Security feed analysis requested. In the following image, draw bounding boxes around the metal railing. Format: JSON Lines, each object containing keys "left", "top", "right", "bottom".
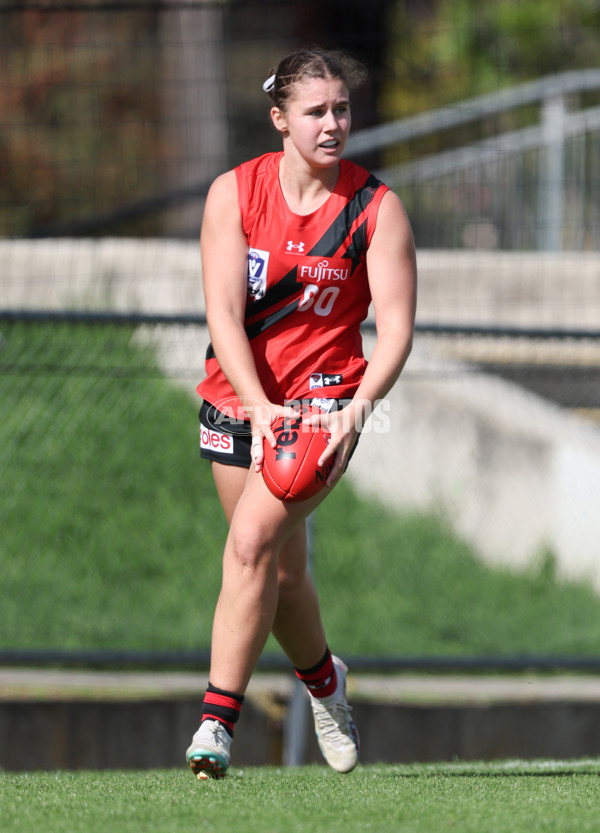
{"left": 347, "top": 70, "right": 600, "bottom": 252}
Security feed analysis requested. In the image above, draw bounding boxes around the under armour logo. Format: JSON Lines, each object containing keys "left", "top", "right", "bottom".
{"left": 286, "top": 241, "right": 305, "bottom": 253}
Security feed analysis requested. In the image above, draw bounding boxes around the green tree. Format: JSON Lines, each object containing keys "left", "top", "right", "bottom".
{"left": 384, "top": 0, "right": 600, "bottom": 117}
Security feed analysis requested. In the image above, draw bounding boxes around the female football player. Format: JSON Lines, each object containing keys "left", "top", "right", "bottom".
{"left": 186, "top": 46, "right": 417, "bottom": 779}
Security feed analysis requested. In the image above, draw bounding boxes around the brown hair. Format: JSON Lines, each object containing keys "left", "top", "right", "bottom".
{"left": 264, "top": 46, "right": 367, "bottom": 111}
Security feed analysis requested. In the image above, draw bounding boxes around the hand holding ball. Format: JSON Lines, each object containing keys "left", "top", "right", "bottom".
{"left": 262, "top": 409, "right": 332, "bottom": 502}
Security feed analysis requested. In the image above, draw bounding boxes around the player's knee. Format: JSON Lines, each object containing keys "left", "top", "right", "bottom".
{"left": 228, "top": 523, "right": 277, "bottom": 575}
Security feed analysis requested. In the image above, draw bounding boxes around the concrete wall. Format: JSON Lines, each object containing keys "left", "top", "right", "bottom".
{"left": 0, "top": 697, "right": 280, "bottom": 771}
{"left": 416, "top": 249, "right": 600, "bottom": 330}
{"left": 353, "top": 252, "right": 600, "bottom": 586}
{"left": 350, "top": 338, "right": 600, "bottom": 586}
{"left": 4, "top": 670, "right": 600, "bottom": 771}
{"left": 1, "top": 240, "right": 599, "bottom": 586}
{"left": 4, "top": 693, "right": 600, "bottom": 771}
{"left": 0, "top": 238, "right": 204, "bottom": 314}
{"left": 4, "top": 241, "right": 600, "bottom": 326}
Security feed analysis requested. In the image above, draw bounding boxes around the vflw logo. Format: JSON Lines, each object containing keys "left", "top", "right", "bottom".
{"left": 286, "top": 240, "right": 305, "bottom": 253}
{"left": 247, "top": 248, "right": 269, "bottom": 300}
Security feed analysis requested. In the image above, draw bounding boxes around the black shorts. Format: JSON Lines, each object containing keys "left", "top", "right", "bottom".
{"left": 199, "top": 398, "right": 355, "bottom": 469}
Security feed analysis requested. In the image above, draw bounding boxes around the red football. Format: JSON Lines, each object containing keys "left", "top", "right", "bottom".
{"left": 262, "top": 410, "right": 332, "bottom": 502}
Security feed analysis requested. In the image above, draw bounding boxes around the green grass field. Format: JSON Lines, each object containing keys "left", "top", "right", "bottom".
{"left": 3, "top": 320, "right": 600, "bottom": 658}
{"left": 2, "top": 322, "right": 600, "bottom": 833}
{"left": 4, "top": 761, "right": 600, "bottom": 833}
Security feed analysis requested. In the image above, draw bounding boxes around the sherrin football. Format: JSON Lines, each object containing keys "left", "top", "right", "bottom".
{"left": 262, "top": 410, "right": 332, "bottom": 502}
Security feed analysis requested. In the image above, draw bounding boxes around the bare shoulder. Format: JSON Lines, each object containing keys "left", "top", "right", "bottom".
{"left": 201, "top": 168, "right": 246, "bottom": 291}
{"left": 374, "top": 189, "right": 412, "bottom": 239}
{"left": 201, "top": 169, "right": 244, "bottom": 249}
{"left": 205, "top": 169, "right": 239, "bottom": 213}
{"left": 366, "top": 185, "right": 417, "bottom": 314}
{"left": 368, "top": 188, "right": 416, "bottom": 267}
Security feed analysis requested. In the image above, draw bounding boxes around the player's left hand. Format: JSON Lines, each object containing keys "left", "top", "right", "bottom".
{"left": 302, "top": 406, "right": 358, "bottom": 487}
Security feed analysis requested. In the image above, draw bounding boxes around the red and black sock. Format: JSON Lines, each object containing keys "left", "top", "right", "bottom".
{"left": 201, "top": 682, "right": 244, "bottom": 738}
{"left": 294, "top": 647, "right": 337, "bottom": 699}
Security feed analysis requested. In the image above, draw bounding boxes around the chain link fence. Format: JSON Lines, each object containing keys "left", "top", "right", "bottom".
{"left": 2, "top": 305, "right": 600, "bottom": 663}
{"left": 2, "top": 2, "right": 600, "bottom": 665}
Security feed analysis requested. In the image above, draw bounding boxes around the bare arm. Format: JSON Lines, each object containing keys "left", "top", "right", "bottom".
{"left": 349, "top": 188, "right": 417, "bottom": 424}
{"left": 310, "top": 189, "right": 417, "bottom": 480}
{"left": 201, "top": 171, "right": 296, "bottom": 468}
{"left": 201, "top": 171, "right": 265, "bottom": 407}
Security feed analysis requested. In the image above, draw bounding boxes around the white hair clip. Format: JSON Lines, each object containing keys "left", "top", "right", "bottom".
{"left": 262, "top": 74, "right": 276, "bottom": 94}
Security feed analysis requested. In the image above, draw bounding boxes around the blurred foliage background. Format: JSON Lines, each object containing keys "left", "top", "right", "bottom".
{"left": 2, "top": 0, "right": 600, "bottom": 239}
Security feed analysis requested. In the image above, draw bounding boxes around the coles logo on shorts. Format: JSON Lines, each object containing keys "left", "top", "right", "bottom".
{"left": 200, "top": 427, "right": 234, "bottom": 454}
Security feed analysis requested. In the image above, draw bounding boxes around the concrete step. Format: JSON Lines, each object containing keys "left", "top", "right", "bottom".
{"left": 3, "top": 670, "right": 600, "bottom": 771}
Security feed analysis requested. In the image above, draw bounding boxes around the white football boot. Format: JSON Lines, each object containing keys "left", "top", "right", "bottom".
{"left": 186, "top": 719, "right": 231, "bottom": 780}
{"left": 308, "top": 656, "right": 359, "bottom": 773}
